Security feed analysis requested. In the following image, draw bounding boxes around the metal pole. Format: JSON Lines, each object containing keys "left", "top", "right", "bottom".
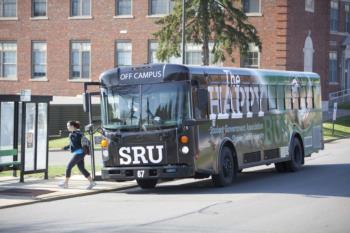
{"left": 88, "top": 95, "right": 96, "bottom": 180}
{"left": 181, "top": 0, "right": 186, "bottom": 64}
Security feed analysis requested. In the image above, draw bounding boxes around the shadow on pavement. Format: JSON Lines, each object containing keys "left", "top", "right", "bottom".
{"left": 124, "top": 163, "right": 350, "bottom": 198}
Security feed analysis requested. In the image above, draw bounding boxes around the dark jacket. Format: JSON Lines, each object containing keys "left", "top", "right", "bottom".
{"left": 63, "top": 131, "right": 83, "bottom": 153}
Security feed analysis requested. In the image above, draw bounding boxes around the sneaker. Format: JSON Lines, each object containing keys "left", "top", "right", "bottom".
{"left": 86, "top": 182, "right": 96, "bottom": 190}
{"left": 58, "top": 182, "right": 68, "bottom": 189}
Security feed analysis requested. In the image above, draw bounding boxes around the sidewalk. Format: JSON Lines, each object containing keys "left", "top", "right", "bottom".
{"left": 0, "top": 175, "right": 137, "bottom": 209}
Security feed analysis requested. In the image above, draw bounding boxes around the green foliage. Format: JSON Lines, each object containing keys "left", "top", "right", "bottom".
{"left": 154, "top": 0, "right": 262, "bottom": 65}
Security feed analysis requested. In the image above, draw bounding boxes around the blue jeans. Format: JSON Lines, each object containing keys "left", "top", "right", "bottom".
{"left": 66, "top": 153, "right": 90, "bottom": 178}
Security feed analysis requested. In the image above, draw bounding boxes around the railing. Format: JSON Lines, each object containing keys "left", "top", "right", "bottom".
{"left": 329, "top": 88, "right": 350, "bottom": 101}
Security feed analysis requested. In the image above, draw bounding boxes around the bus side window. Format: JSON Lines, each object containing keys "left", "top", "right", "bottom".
{"left": 195, "top": 88, "right": 209, "bottom": 119}
{"left": 313, "top": 85, "right": 320, "bottom": 109}
{"left": 300, "top": 86, "right": 307, "bottom": 109}
{"left": 306, "top": 85, "right": 314, "bottom": 109}
{"left": 292, "top": 84, "right": 300, "bottom": 110}
{"left": 277, "top": 85, "right": 285, "bottom": 110}
{"left": 260, "top": 85, "right": 268, "bottom": 112}
{"left": 268, "top": 85, "right": 277, "bottom": 110}
{"left": 285, "top": 85, "right": 292, "bottom": 110}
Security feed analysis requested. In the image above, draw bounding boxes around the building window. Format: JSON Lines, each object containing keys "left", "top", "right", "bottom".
{"left": 71, "top": 0, "right": 90, "bottom": 17}
{"left": 148, "top": 41, "right": 160, "bottom": 64}
{"left": 330, "top": 1, "right": 339, "bottom": 32}
{"left": 116, "top": 0, "right": 131, "bottom": 16}
{"left": 32, "top": 42, "right": 47, "bottom": 79}
{"left": 242, "top": 0, "right": 261, "bottom": 14}
{"left": 305, "top": 0, "right": 314, "bottom": 13}
{"left": 149, "top": 0, "right": 174, "bottom": 15}
{"left": 303, "top": 32, "right": 314, "bottom": 72}
{"left": 116, "top": 41, "right": 132, "bottom": 66}
{"left": 241, "top": 43, "right": 260, "bottom": 68}
{"left": 0, "top": 0, "right": 17, "bottom": 17}
{"left": 0, "top": 42, "right": 17, "bottom": 79}
{"left": 70, "top": 42, "right": 90, "bottom": 79}
{"left": 329, "top": 51, "right": 338, "bottom": 83}
{"left": 345, "top": 4, "right": 350, "bottom": 33}
{"left": 32, "top": 0, "right": 47, "bottom": 17}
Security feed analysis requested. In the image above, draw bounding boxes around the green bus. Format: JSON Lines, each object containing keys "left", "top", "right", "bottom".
{"left": 93, "top": 64, "right": 323, "bottom": 189}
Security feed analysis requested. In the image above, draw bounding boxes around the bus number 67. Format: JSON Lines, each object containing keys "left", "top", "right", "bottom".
{"left": 137, "top": 170, "right": 145, "bottom": 178}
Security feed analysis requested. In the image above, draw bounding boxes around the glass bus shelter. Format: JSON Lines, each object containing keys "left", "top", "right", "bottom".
{"left": 0, "top": 95, "right": 52, "bottom": 182}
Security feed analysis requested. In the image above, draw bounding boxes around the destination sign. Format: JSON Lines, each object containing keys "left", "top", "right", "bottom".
{"left": 118, "top": 68, "right": 163, "bottom": 85}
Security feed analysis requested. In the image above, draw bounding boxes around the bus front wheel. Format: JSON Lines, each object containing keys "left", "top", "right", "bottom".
{"left": 137, "top": 179, "right": 158, "bottom": 189}
{"left": 212, "top": 146, "right": 236, "bottom": 187}
{"left": 286, "top": 138, "right": 303, "bottom": 172}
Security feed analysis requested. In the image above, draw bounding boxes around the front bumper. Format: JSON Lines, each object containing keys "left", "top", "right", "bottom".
{"left": 101, "top": 165, "right": 194, "bottom": 181}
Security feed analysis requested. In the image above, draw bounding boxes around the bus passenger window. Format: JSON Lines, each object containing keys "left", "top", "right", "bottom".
{"left": 285, "top": 86, "right": 292, "bottom": 110}
{"left": 259, "top": 85, "right": 268, "bottom": 112}
{"left": 268, "top": 85, "right": 277, "bottom": 110}
{"left": 299, "top": 86, "right": 307, "bottom": 109}
{"left": 195, "top": 88, "right": 209, "bottom": 119}
{"left": 277, "top": 85, "right": 285, "bottom": 110}
{"left": 292, "top": 84, "right": 300, "bottom": 110}
{"left": 306, "top": 85, "right": 314, "bottom": 109}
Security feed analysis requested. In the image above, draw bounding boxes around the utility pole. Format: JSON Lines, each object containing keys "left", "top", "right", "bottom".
{"left": 181, "top": 0, "right": 186, "bottom": 64}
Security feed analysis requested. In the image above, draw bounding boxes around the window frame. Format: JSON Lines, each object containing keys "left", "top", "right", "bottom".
{"left": 0, "top": 0, "right": 17, "bottom": 19}
{"left": 115, "top": 40, "right": 132, "bottom": 67}
{"left": 69, "top": 41, "right": 91, "bottom": 80}
{"left": 242, "top": 0, "right": 262, "bottom": 16}
{"left": 328, "top": 51, "right": 338, "bottom": 83}
{"left": 330, "top": 0, "right": 339, "bottom": 32}
{"left": 0, "top": 41, "right": 17, "bottom": 80}
{"left": 148, "top": 0, "right": 174, "bottom": 17}
{"left": 240, "top": 43, "right": 260, "bottom": 69}
{"left": 31, "top": 0, "right": 47, "bottom": 18}
{"left": 70, "top": 0, "right": 91, "bottom": 18}
{"left": 305, "top": 0, "right": 314, "bottom": 13}
{"left": 31, "top": 41, "right": 47, "bottom": 80}
{"left": 115, "top": 0, "right": 133, "bottom": 17}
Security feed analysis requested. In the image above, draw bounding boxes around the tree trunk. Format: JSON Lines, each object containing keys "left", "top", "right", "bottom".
{"left": 200, "top": 0, "right": 210, "bottom": 66}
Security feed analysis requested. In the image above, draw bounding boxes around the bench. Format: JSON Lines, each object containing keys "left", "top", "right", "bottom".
{"left": 0, "top": 149, "right": 21, "bottom": 171}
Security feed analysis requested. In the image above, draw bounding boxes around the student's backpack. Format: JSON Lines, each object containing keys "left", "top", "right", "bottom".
{"left": 81, "top": 135, "right": 91, "bottom": 155}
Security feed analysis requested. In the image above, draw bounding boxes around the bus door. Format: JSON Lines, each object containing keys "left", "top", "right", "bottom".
{"left": 83, "top": 82, "right": 102, "bottom": 181}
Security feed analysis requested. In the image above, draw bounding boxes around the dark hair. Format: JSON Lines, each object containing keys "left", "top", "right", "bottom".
{"left": 67, "top": 120, "right": 80, "bottom": 129}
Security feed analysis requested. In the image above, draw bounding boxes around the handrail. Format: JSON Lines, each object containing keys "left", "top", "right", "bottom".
{"left": 329, "top": 88, "right": 350, "bottom": 100}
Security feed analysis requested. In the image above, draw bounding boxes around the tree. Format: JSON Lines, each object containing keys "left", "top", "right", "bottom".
{"left": 153, "top": 0, "right": 262, "bottom": 66}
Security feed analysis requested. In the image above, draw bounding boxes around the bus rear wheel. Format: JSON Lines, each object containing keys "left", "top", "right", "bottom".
{"left": 212, "top": 146, "right": 236, "bottom": 187}
{"left": 286, "top": 138, "right": 303, "bottom": 172}
{"left": 136, "top": 179, "right": 158, "bottom": 189}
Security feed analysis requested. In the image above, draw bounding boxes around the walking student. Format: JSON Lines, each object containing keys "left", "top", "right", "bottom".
{"left": 59, "top": 120, "right": 96, "bottom": 189}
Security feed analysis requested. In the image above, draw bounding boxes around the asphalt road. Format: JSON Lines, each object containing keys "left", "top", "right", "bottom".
{"left": 1, "top": 138, "right": 350, "bottom": 233}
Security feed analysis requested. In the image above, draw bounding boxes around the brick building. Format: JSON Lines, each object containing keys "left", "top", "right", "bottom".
{"left": 0, "top": 0, "right": 347, "bottom": 134}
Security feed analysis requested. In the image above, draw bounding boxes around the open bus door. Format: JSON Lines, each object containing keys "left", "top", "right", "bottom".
{"left": 82, "top": 82, "right": 102, "bottom": 181}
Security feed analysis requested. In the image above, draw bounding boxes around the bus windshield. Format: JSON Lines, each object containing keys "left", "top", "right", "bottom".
{"left": 101, "top": 82, "right": 190, "bottom": 131}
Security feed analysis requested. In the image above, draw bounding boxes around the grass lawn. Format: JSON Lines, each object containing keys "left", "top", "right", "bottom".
{"left": 338, "top": 102, "right": 350, "bottom": 110}
{"left": 323, "top": 115, "right": 350, "bottom": 141}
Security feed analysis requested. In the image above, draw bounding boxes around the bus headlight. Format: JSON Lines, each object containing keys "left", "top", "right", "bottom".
{"left": 102, "top": 149, "right": 109, "bottom": 161}
{"left": 181, "top": 146, "right": 189, "bottom": 154}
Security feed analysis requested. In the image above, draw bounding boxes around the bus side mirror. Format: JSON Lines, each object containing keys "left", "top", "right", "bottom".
{"left": 197, "top": 88, "right": 209, "bottom": 110}
{"left": 82, "top": 93, "right": 90, "bottom": 113}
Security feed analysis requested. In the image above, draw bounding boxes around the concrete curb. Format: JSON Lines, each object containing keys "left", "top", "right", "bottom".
{"left": 0, "top": 184, "right": 138, "bottom": 210}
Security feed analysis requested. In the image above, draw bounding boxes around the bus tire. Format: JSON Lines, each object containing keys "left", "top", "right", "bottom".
{"left": 212, "top": 146, "right": 236, "bottom": 187}
{"left": 137, "top": 179, "right": 158, "bottom": 189}
{"left": 286, "top": 138, "right": 303, "bottom": 172}
{"left": 274, "top": 162, "right": 288, "bottom": 173}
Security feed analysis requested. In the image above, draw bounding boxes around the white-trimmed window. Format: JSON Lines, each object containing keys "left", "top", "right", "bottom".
{"left": 32, "top": 42, "right": 47, "bottom": 79}
{"left": 70, "top": 41, "right": 90, "bottom": 79}
{"left": 345, "top": 4, "right": 350, "bottom": 33}
{"left": 71, "top": 0, "right": 91, "bottom": 17}
{"left": 0, "top": 0, "right": 17, "bottom": 17}
{"left": 330, "top": 1, "right": 339, "bottom": 32}
{"left": 116, "top": 0, "right": 132, "bottom": 16}
{"left": 329, "top": 51, "right": 337, "bottom": 83}
{"left": 242, "top": 0, "right": 261, "bottom": 14}
{"left": 0, "top": 42, "right": 17, "bottom": 79}
{"left": 305, "top": 0, "right": 314, "bottom": 13}
{"left": 32, "top": 0, "right": 47, "bottom": 17}
{"left": 116, "top": 41, "right": 132, "bottom": 66}
{"left": 241, "top": 43, "right": 260, "bottom": 68}
{"left": 148, "top": 41, "right": 181, "bottom": 64}
{"left": 149, "top": 0, "right": 174, "bottom": 15}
